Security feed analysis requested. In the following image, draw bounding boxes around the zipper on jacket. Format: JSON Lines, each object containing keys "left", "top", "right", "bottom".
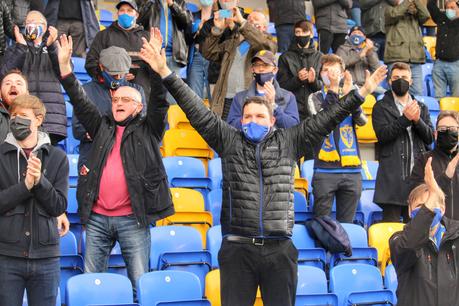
{"left": 228, "top": 185, "right": 232, "bottom": 226}
{"left": 255, "top": 143, "right": 264, "bottom": 237}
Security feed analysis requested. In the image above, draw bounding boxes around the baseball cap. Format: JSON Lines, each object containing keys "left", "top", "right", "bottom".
{"left": 251, "top": 50, "right": 277, "bottom": 67}
{"left": 349, "top": 26, "right": 366, "bottom": 36}
{"left": 116, "top": 0, "right": 138, "bottom": 11}
{"left": 99, "top": 46, "right": 132, "bottom": 75}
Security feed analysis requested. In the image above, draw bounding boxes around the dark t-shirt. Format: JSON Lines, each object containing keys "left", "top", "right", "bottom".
{"left": 58, "top": 0, "right": 82, "bottom": 21}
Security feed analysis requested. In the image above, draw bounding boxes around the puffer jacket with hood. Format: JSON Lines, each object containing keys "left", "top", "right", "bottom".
{"left": 0, "top": 131, "right": 68, "bottom": 259}
{"left": 0, "top": 102, "right": 9, "bottom": 142}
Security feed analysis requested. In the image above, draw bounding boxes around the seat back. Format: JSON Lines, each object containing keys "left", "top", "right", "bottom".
{"left": 368, "top": 223, "right": 405, "bottom": 264}
{"left": 206, "top": 225, "right": 222, "bottom": 269}
{"left": 359, "top": 189, "right": 382, "bottom": 226}
{"left": 68, "top": 154, "right": 79, "bottom": 187}
{"left": 360, "top": 160, "right": 378, "bottom": 190}
{"left": 296, "top": 266, "right": 328, "bottom": 294}
{"left": 163, "top": 157, "right": 211, "bottom": 189}
{"left": 207, "top": 189, "right": 222, "bottom": 226}
{"left": 163, "top": 129, "right": 213, "bottom": 159}
{"left": 170, "top": 188, "right": 205, "bottom": 212}
{"left": 342, "top": 223, "right": 368, "bottom": 248}
{"left": 60, "top": 231, "right": 78, "bottom": 255}
{"left": 168, "top": 105, "right": 193, "bottom": 130}
{"left": 300, "top": 159, "right": 314, "bottom": 191}
{"left": 440, "top": 97, "right": 459, "bottom": 112}
{"left": 208, "top": 158, "right": 222, "bottom": 190}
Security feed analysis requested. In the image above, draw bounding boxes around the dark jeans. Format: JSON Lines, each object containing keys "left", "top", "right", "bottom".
{"left": 312, "top": 172, "right": 362, "bottom": 223}
{"left": 368, "top": 32, "right": 386, "bottom": 62}
{"left": 318, "top": 30, "right": 347, "bottom": 54}
{"left": 0, "top": 255, "right": 60, "bottom": 306}
{"left": 218, "top": 238, "right": 298, "bottom": 306}
{"left": 187, "top": 50, "right": 211, "bottom": 99}
{"left": 275, "top": 24, "right": 295, "bottom": 53}
{"left": 57, "top": 19, "right": 86, "bottom": 58}
{"left": 381, "top": 204, "right": 409, "bottom": 223}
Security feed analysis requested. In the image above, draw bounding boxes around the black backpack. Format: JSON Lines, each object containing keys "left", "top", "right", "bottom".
{"left": 305, "top": 216, "right": 352, "bottom": 256}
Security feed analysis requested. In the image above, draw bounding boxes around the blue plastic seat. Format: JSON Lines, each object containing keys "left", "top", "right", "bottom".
{"left": 384, "top": 264, "right": 398, "bottom": 304}
{"left": 208, "top": 158, "right": 222, "bottom": 190}
{"left": 68, "top": 154, "right": 79, "bottom": 188}
{"left": 150, "top": 226, "right": 211, "bottom": 294}
{"left": 207, "top": 189, "right": 222, "bottom": 226}
{"left": 206, "top": 225, "right": 222, "bottom": 269}
{"left": 300, "top": 159, "right": 314, "bottom": 192}
{"left": 294, "top": 191, "right": 313, "bottom": 223}
{"left": 360, "top": 189, "right": 382, "bottom": 227}
{"left": 72, "top": 57, "right": 91, "bottom": 83}
{"left": 66, "top": 125, "right": 80, "bottom": 154}
{"left": 292, "top": 224, "right": 327, "bottom": 270}
{"left": 295, "top": 266, "right": 338, "bottom": 306}
{"left": 137, "top": 271, "right": 210, "bottom": 306}
{"left": 329, "top": 224, "right": 378, "bottom": 269}
{"left": 361, "top": 160, "right": 378, "bottom": 190}
{"left": 415, "top": 95, "right": 439, "bottom": 128}
{"left": 66, "top": 273, "right": 133, "bottom": 306}
{"left": 67, "top": 187, "right": 80, "bottom": 223}
{"left": 60, "top": 231, "right": 84, "bottom": 304}
{"left": 330, "top": 264, "right": 395, "bottom": 306}
{"left": 99, "top": 9, "right": 114, "bottom": 27}
{"left": 186, "top": 2, "right": 199, "bottom": 13}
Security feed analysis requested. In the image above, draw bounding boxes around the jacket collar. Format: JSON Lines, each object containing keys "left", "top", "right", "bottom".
{"left": 381, "top": 90, "right": 416, "bottom": 118}
{"left": 2, "top": 131, "right": 51, "bottom": 154}
{"left": 441, "top": 217, "right": 459, "bottom": 242}
{"left": 288, "top": 41, "right": 317, "bottom": 55}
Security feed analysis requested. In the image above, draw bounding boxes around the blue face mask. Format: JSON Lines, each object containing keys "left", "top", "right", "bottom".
{"left": 411, "top": 207, "right": 443, "bottom": 228}
{"left": 200, "top": 0, "right": 214, "bottom": 7}
{"left": 446, "top": 9, "right": 457, "bottom": 20}
{"left": 241, "top": 122, "right": 269, "bottom": 143}
{"left": 349, "top": 34, "right": 365, "bottom": 46}
{"left": 101, "top": 71, "right": 129, "bottom": 89}
{"left": 118, "top": 14, "right": 135, "bottom": 29}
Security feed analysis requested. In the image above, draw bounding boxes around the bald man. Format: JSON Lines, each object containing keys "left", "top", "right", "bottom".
{"left": 56, "top": 33, "right": 174, "bottom": 298}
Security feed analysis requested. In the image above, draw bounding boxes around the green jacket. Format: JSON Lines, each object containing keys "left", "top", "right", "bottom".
{"left": 384, "top": 0, "right": 430, "bottom": 64}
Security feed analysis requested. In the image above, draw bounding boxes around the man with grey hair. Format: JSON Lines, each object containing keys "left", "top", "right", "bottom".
{"left": 72, "top": 46, "right": 146, "bottom": 171}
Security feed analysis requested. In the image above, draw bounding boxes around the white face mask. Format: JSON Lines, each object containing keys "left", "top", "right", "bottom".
{"left": 321, "top": 73, "right": 331, "bottom": 87}
{"left": 219, "top": 0, "right": 237, "bottom": 10}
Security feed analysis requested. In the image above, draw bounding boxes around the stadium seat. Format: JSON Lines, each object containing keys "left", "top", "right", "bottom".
{"left": 72, "top": 57, "right": 91, "bottom": 83}
{"left": 300, "top": 159, "right": 314, "bottom": 192}
{"left": 384, "top": 264, "right": 398, "bottom": 304}
{"left": 158, "top": 188, "right": 213, "bottom": 245}
{"left": 423, "top": 36, "right": 436, "bottom": 59}
{"left": 360, "top": 160, "right": 378, "bottom": 190}
{"left": 68, "top": 154, "right": 79, "bottom": 187}
{"left": 206, "top": 225, "right": 222, "bottom": 269}
{"left": 66, "top": 125, "right": 80, "bottom": 154}
{"left": 137, "top": 271, "right": 210, "bottom": 306}
{"left": 186, "top": 2, "right": 199, "bottom": 13}
{"left": 207, "top": 189, "right": 222, "bottom": 226}
{"left": 67, "top": 187, "right": 80, "bottom": 223}
{"left": 294, "top": 191, "right": 313, "bottom": 223}
{"left": 292, "top": 224, "right": 327, "bottom": 270}
{"left": 163, "top": 156, "right": 212, "bottom": 190}
{"left": 329, "top": 224, "right": 378, "bottom": 269}
{"left": 440, "top": 97, "right": 459, "bottom": 112}
{"left": 422, "top": 63, "right": 434, "bottom": 97}
{"left": 99, "top": 9, "right": 114, "bottom": 27}
{"left": 66, "top": 102, "right": 73, "bottom": 125}
{"left": 294, "top": 165, "right": 308, "bottom": 196}
{"left": 60, "top": 231, "right": 84, "bottom": 304}
{"left": 368, "top": 222, "right": 405, "bottom": 271}
{"left": 168, "top": 105, "right": 193, "bottom": 130}
{"left": 416, "top": 96, "right": 439, "bottom": 127}
{"left": 296, "top": 266, "right": 339, "bottom": 306}
{"left": 162, "top": 128, "right": 214, "bottom": 161}
{"left": 149, "top": 226, "right": 212, "bottom": 293}
{"left": 66, "top": 273, "right": 133, "bottom": 306}
{"left": 208, "top": 158, "right": 222, "bottom": 190}
{"left": 330, "top": 264, "right": 395, "bottom": 306}
{"left": 355, "top": 95, "right": 378, "bottom": 143}
{"left": 359, "top": 190, "right": 382, "bottom": 227}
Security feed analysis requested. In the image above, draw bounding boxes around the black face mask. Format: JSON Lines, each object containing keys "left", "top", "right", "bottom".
{"left": 116, "top": 113, "right": 137, "bottom": 126}
{"left": 296, "top": 35, "right": 310, "bottom": 48}
{"left": 437, "top": 129, "right": 459, "bottom": 153}
{"left": 253, "top": 72, "right": 275, "bottom": 86}
{"left": 10, "top": 116, "right": 32, "bottom": 141}
{"left": 391, "top": 78, "right": 410, "bottom": 96}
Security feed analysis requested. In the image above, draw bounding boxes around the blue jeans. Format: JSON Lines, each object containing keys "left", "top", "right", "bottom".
{"left": 84, "top": 213, "right": 151, "bottom": 296}
{"left": 275, "top": 24, "right": 295, "bottom": 53}
{"left": 187, "top": 51, "right": 210, "bottom": 99}
{"left": 388, "top": 63, "right": 423, "bottom": 97}
{"left": 351, "top": 7, "right": 361, "bottom": 26}
{"left": 433, "top": 59, "right": 459, "bottom": 99}
{"left": 166, "top": 56, "right": 184, "bottom": 104}
{"left": 0, "top": 255, "right": 60, "bottom": 306}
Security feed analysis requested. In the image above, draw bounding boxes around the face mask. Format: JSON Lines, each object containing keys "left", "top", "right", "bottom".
{"left": 437, "top": 129, "right": 459, "bottom": 153}
{"left": 349, "top": 34, "right": 365, "bottom": 46}
{"left": 200, "top": 0, "right": 214, "bottom": 6}
{"left": 253, "top": 72, "right": 274, "bottom": 86}
{"left": 321, "top": 73, "right": 331, "bottom": 87}
{"left": 118, "top": 14, "right": 135, "bottom": 29}
{"left": 25, "top": 23, "right": 44, "bottom": 41}
{"left": 242, "top": 121, "right": 269, "bottom": 143}
{"left": 391, "top": 78, "right": 410, "bottom": 96}
{"left": 219, "top": 0, "right": 237, "bottom": 10}
{"left": 102, "top": 71, "right": 129, "bottom": 90}
{"left": 411, "top": 206, "right": 443, "bottom": 227}
{"left": 446, "top": 9, "right": 457, "bottom": 20}
{"left": 116, "top": 103, "right": 140, "bottom": 126}
{"left": 295, "top": 35, "right": 310, "bottom": 48}
{"left": 10, "top": 116, "right": 32, "bottom": 141}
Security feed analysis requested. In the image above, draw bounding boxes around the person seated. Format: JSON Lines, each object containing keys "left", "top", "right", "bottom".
{"left": 227, "top": 50, "right": 299, "bottom": 129}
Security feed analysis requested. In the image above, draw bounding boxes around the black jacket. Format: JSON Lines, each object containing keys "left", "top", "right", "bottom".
{"left": 390, "top": 206, "right": 459, "bottom": 306}
{"left": 162, "top": 73, "right": 365, "bottom": 238}
{"left": 410, "top": 147, "right": 459, "bottom": 220}
{"left": 277, "top": 42, "right": 323, "bottom": 121}
{"left": 0, "top": 132, "right": 68, "bottom": 259}
{"left": 372, "top": 91, "right": 434, "bottom": 206}
{"left": 0, "top": 103, "right": 8, "bottom": 142}
{"left": 266, "top": 0, "right": 307, "bottom": 25}
{"left": 60, "top": 72, "right": 174, "bottom": 227}
{"left": 85, "top": 22, "right": 152, "bottom": 98}
{"left": 137, "top": 0, "right": 191, "bottom": 67}
{"left": 0, "top": 1, "right": 14, "bottom": 56}
{"left": 427, "top": 0, "right": 459, "bottom": 62}
{"left": 1, "top": 42, "right": 67, "bottom": 142}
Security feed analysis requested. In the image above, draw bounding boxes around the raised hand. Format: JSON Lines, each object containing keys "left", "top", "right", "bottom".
{"left": 56, "top": 34, "right": 73, "bottom": 76}
{"left": 46, "top": 26, "right": 58, "bottom": 47}
{"left": 14, "top": 25, "right": 26, "bottom": 45}
{"left": 358, "top": 65, "right": 388, "bottom": 97}
{"left": 424, "top": 157, "right": 445, "bottom": 212}
{"left": 263, "top": 81, "right": 276, "bottom": 106}
{"left": 342, "top": 70, "right": 353, "bottom": 96}
{"left": 139, "top": 28, "right": 170, "bottom": 78}
{"left": 446, "top": 150, "right": 459, "bottom": 178}
{"left": 232, "top": 6, "right": 245, "bottom": 24}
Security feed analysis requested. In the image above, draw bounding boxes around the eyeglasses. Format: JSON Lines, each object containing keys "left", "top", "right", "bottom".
{"left": 252, "top": 63, "right": 274, "bottom": 69}
{"left": 437, "top": 126, "right": 459, "bottom": 133}
{"left": 112, "top": 97, "right": 140, "bottom": 104}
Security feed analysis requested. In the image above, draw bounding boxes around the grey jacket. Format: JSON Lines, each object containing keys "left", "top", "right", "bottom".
{"left": 360, "top": 0, "right": 397, "bottom": 36}
{"left": 336, "top": 40, "right": 381, "bottom": 86}
{"left": 4, "top": 0, "right": 29, "bottom": 27}
{"left": 312, "top": 0, "right": 352, "bottom": 34}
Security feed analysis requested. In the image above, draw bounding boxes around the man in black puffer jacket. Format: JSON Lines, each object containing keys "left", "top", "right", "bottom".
{"left": 139, "top": 30, "right": 388, "bottom": 306}
{"left": 0, "top": 2, "right": 14, "bottom": 65}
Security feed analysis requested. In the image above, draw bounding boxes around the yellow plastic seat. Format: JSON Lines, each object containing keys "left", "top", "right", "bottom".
{"left": 423, "top": 36, "right": 436, "bottom": 59}
{"left": 361, "top": 95, "right": 376, "bottom": 116}
{"left": 294, "top": 165, "right": 308, "bottom": 196}
{"left": 168, "top": 105, "right": 193, "bottom": 130}
{"left": 205, "top": 269, "right": 263, "bottom": 306}
{"left": 439, "top": 97, "right": 459, "bottom": 112}
{"left": 356, "top": 118, "right": 378, "bottom": 143}
{"left": 157, "top": 188, "right": 212, "bottom": 247}
{"left": 368, "top": 222, "right": 405, "bottom": 271}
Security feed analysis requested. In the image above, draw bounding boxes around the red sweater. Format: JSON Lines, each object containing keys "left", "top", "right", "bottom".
{"left": 92, "top": 126, "right": 133, "bottom": 216}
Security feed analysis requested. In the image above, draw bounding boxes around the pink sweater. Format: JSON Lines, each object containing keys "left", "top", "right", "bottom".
{"left": 92, "top": 126, "right": 133, "bottom": 216}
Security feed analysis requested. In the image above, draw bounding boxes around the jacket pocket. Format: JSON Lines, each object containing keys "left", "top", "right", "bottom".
{"left": 142, "top": 170, "right": 170, "bottom": 214}
{"left": 385, "top": 41, "right": 406, "bottom": 60}
{"left": 0, "top": 205, "right": 25, "bottom": 243}
{"left": 37, "top": 207, "right": 59, "bottom": 246}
